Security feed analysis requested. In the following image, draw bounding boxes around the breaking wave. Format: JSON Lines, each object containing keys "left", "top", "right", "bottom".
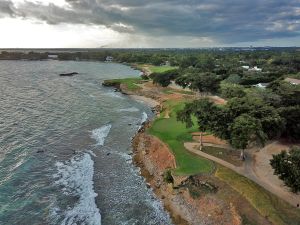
{"left": 141, "top": 112, "right": 148, "bottom": 124}
{"left": 91, "top": 124, "right": 112, "bottom": 146}
{"left": 53, "top": 153, "right": 101, "bottom": 225}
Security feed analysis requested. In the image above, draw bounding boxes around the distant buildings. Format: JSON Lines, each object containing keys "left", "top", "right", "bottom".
{"left": 254, "top": 83, "right": 269, "bottom": 88}
{"left": 160, "top": 60, "right": 170, "bottom": 66}
{"left": 285, "top": 77, "right": 300, "bottom": 85}
{"left": 242, "top": 65, "right": 250, "bottom": 69}
{"left": 241, "top": 65, "right": 262, "bottom": 72}
{"left": 249, "top": 66, "right": 262, "bottom": 72}
{"left": 105, "top": 56, "right": 113, "bottom": 62}
{"left": 48, "top": 54, "right": 58, "bottom": 59}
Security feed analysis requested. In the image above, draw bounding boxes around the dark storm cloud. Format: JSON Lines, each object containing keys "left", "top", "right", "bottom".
{"left": 0, "top": 0, "right": 15, "bottom": 17}
{"left": 4, "top": 0, "right": 300, "bottom": 43}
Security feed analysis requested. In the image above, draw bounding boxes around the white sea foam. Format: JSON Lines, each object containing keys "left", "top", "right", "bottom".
{"left": 91, "top": 124, "right": 112, "bottom": 146}
{"left": 141, "top": 112, "right": 148, "bottom": 124}
{"left": 86, "top": 150, "right": 97, "bottom": 157}
{"left": 119, "top": 107, "right": 140, "bottom": 112}
{"left": 54, "top": 153, "right": 101, "bottom": 225}
{"left": 104, "top": 91, "right": 124, "bottom": 99}
{"left": 116, "top": 152, "right": 132, "bottom": 164}
{"left": 137, "top": 112, "right": 148, "bottom": 131}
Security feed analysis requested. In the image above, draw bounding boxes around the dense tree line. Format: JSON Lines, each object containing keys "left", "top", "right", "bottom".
{"left": 150, "top": 69, "right": 180, "bottom": 87}
{"left": 177, "top": 78, "right": 300, "bottom": 159}
{"left": 270, "top": 147, "right": 300, "bottom": 193}
{"left": 1, "top": 48, "right": 299, "bottom": 77}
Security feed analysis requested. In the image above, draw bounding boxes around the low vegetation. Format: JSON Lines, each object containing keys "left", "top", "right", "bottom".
{"left": 103, "top": 78, "right": 142, "bottom": 91}
{"left": 148, "top": 65, "right": 177, "bottom": 73}
{"left": 202, "top": 146, "right": 242, "bottom": 166}
{"left": 148, "top": 100, "right": 214, "bottom": 175}
{"left": 216, "top": 166, "right": 300, "bottom": 225}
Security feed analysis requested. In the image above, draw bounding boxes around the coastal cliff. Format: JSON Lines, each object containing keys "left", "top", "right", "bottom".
{"left": 103, "top": 80, "right": 244, "bottom": 225}
{"left": 132, "top": 123, "right": 242, "bottom": 225}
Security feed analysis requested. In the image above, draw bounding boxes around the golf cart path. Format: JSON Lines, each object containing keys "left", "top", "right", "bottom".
{"left": 184, "top": 142, "right": 300, "bottom": 208}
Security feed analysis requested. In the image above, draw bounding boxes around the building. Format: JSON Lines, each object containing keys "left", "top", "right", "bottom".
{"left": 160, "top": 61, "right": 171, "bottom": 66}
{"left": 254, "top": 83, "right": 269, "bottom": 88}
{"left": 285, "top": 77, "right": 300, "bottom": 85}
{"left": 105, "top": 56, "right": 113, "bottom": 62}
{"left": 249, "top": 66, "right": 262, "bottom": 72}
{"left": 242, "top": 65, "right": 250, "bottom": 69}
{"left": 48, "top": 54, "right": 58, "bottom": 59}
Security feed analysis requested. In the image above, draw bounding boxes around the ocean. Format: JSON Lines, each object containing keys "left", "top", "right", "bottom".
{"left": 0, "top": 60, "right": 172, "bottom": 225}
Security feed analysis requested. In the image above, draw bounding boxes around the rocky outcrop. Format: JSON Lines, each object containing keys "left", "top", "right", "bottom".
{"left": 59, "top": 72, "right": 78, "bottom": 76}
{"left": 102, "top": 80, "right": 122, "bottom": 91}
{"left": 132, "top": 123, "right": 243, "bottom": 225}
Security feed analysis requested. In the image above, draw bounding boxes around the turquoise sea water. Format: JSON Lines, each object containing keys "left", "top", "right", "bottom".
{"left": 0, "top": 60, "right": 172, "bottom": 225}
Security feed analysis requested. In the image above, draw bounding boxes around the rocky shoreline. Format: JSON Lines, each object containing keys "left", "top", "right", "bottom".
{"left": 103, "top": 80, "right": 197, "bottom": 224}
{"left": 103, "top": 80, "right": 245, "bottom": 225}
{"left": 131, "top": 122, "right": 243, "bottom": 225}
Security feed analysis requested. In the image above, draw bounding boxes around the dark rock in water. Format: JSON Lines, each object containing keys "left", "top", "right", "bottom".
{"left": 37, "top": 150, "right": 44, "bottom": 153}
{"left": 107, "top": 152, "right": 111, "bottom": 156}
{"left": 59, "top": 72, "right": 79, "bottom": 76}
{"left": 128, "top": 123, "right": 132, "bottom": 126}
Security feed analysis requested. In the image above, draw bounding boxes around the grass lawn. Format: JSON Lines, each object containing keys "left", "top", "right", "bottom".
{"left": 148, "top": 65, "right": 178, "bottom": 73}
{"left": 103, "top": 78, "right": 142, "bottom": 91}
{"left": 216, "top": 166, "right": 300, "bottom": 225}
{"left": 162, "top": 88, "right": 194, "bottom": 95}
{"left": 148, "top": 100, "right": 214, "bottom": 175}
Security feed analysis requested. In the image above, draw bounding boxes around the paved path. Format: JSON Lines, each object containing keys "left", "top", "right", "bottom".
{"left": 184, "top": 142, "right": 300, "bottom": 208}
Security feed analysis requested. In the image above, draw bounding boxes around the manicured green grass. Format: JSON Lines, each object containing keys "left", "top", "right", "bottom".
{"left": 162, "top": 88, "right": 194, "bottom": 95}
{"left": 148, "top": 100, "right": 214, "bottom": 175}
{"left": 216, "top": 166, "right": 300, "bottom": 225}
{"left": 104, "top": 78, "right": 142, "bottom": 91}
{"left": 148, "top": 65, "right": 178, "bottom": 73}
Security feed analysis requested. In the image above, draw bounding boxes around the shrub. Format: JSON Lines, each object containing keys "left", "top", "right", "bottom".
{"left": 163, "top": 169, "right": 174, "bottom": 184}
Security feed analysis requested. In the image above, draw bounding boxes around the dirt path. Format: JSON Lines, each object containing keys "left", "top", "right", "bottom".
{"left": 134, "top": 80, "right": 300, "bottom": 207}
{"left": 184, "top": 142, "right": 300, "bottom": 208}
{"left": 185, "top": 143, "right": 242, "bottom": 173}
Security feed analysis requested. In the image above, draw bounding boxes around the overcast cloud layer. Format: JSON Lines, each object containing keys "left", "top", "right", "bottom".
{"left": 1, "top": 0, "right": 300, "bottom": 47}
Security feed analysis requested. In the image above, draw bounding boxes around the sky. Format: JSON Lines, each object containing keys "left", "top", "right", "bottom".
{"left": 0, "top": 0, "right": 299, "bottom": 48}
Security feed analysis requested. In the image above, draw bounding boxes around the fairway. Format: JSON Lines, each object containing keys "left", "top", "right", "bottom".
{"left": 149, "top": 100, "right": 214, "bottom": 175}
{"left": 103, "top": 77, "right": 142, "bottom": 91}
{"left": 148, "top": 65, "right": 178, "bottom": 73}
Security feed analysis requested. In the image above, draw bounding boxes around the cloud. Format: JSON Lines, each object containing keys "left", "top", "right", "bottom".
{"left": 0, "top": 0, "right": 15, "bottom": 17}
{"left": 2, "top": 0, "right": 300, "bottom": 45}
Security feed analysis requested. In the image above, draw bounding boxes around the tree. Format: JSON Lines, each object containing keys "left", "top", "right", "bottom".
{"left": 175, "top": 72, "right": 221, "bottom": 94}
{"left": 278, "top": 106, "right": 300, "bottom": 140}
{"left": 229, "top": 114, "right": 266, "bottom": 160}
{"left": 268, "top": 80, "right": 300, "bottom": 106}
{"left": 226, "top": 96, "right": 285, "bottom": 139}
{"left": 151, "top": 69, "right": 179, "bottom": 87}
{"left": 177, "top": 99, "right": 217, "bottom": 150}
{"left": 246, "top": 88, "right": 282, "bottom": 107}
{"left": 270, "top": 147, "right": 300, "bottom": 193}
{"left": 177, "top": 99, "right": 231, "bottom": 150}
{"left": 219, "top": 82, "right": 246, "bottom": 99}
{"left": 225, "top": 74, "right": 242, "bottom": 84}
